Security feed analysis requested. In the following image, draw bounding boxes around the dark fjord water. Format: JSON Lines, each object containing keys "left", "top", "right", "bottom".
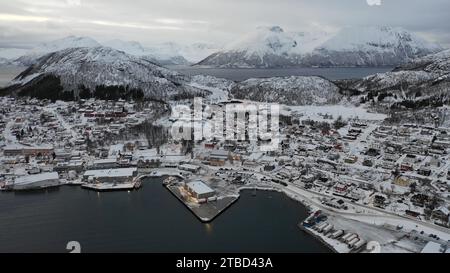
{"left": 0, "top": 66, "right": 25, "bottom": 87}
{"left": 0, "top": 66, "right": 393, "bottom": 87}
{"left": 0, "top": 179, "right": 329, "bottom": 253}
{"left": 169, "top": 66, "right": 393, "bottom": 81}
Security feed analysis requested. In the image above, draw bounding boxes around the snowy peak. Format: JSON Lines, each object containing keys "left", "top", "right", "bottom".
{"left": 4, "top": 35, "right": 218, "bottom": 66}
{"left": 198, "top": 25, "right": 444, "bottom": 68}
{"left": 14, "top": 36, "right": 102, "bottom": 66}
{"left": 34, "top": 35, "right": 101, "bottom": 53}
{"left": 104, "top": 39, "right": 148, "bottom": 56}
{"left": 5, "top": 46, "right": 212, "bottom": 101}
{"left": 224, "top": 25, "right": 297, "bottom": 56}
{"left": 11, "top": 36, "right": 196, "bottom": 66}
{"left": 147, "top": 42, "right": 219, "bottom": 64}
{"left": 319, "top": 26, "right": 442, "bottom": 53}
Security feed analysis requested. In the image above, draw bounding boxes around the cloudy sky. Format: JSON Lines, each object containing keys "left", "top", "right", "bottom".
{"left": 0, "top": 0, "right": 449, "bottom": 48}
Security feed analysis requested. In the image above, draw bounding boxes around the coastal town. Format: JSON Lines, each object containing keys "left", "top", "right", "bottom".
{"left": 1, "top": 96, "right": 450, "bottom": 254}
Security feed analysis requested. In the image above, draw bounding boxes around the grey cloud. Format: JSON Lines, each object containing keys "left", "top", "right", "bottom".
{"left": 0, "top": 0, "right": 449, "bottom": 47}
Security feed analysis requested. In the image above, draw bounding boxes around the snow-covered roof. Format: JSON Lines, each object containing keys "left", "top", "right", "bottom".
{"left": 435, "top": 206, "right": 450, "bottom": 215}
{"left": 179, "top": 164, "right": 200, "bottom": 170}
{"left": 3, "top": 144, "right": 53, "bottom": 150}
{"left": 134, "top": 149, "right": 158, "bottom": 158}
{"left": 15, "top": 172, "right": 59, "bottom": 185}
{"left": 421, "top": 241, "right": 444, "bottom": 253}
{"left": 186, "top": 180, "right": 215, "bottom": 195}
{"left": 3, "top": 144, "right": 25, "bottom": 150}
{"left": 210, "top": 150, "right": 229, "bottom": 158}
{"left": 93, "top": 158, "right": 117, "bottom": 164}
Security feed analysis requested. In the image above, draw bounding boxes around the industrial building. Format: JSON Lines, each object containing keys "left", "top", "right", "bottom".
{"left": 185, "top": 180, "right": 216, "bottom": 200}
{"left": 2, "top": 144, "right": 54, "bottom": 157}
{"left": 208, "top": 150, "right": 229, "bottom": 166}
{"left": 89, "top": 158, "right": 119, "bottom": 169}
{"left": 179, "top": 164, "right": 201, "bottom": 173}
{"left": 83, "top": 168, "right": 138, "bottom": 183}
{"left": 12, "top": 172, "right": 60, "bottom": 190}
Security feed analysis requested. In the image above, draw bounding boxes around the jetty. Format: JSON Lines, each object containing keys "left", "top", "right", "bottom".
{"left": 166, "top": 183, "right": 238, "bottom": 222}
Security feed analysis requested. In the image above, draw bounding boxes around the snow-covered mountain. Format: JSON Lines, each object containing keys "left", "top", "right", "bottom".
{"left": 146, "top": 42, "right": 219, "bottom": 64}
{"left": 14, "top": 36, "right": 102, "bottom": 66}
{"left": 231, "top": 76, "right": 342, "bottom": 105}
{"left": 35, "top": 35, "right": 101, "bottom": 53}
{"left": 197, "top": 26, "right": 304, "bottom": 68}
{"left": 0, "top": 57, "right": 11, "bottom": 65}
{"left": 102, "top": 40, "right": 219, "bottom": 65}
{"left": 182, "top": 43, "right": 220, "bottom": 64}
{"left": 104, "top": 39, "right": 149, "bottom": 56}
{"left": 2, "top": 47, "right": 211, "bottom": 101}
{"left": 394, "top": 49, "right": 450, "bottom": 74}
{"left": 0, "top": 48, "right": 30, "bottom": 62}
{"left": 3, "top": 36, "right": 217, "bottom": 66}
{"left": 104, "top": 39, "right": 190, "bottom": 65}
{"left": 302, "top": 26, "right": 443, "bottom": 67}
{"left": 337, "top": 49, "right": 450, "bottom": 108}
{"left": 197, "top": 26, "right": 443, "bottom": 68}
{"left": 230, "top": 49, "right": 450, "bottom": 107}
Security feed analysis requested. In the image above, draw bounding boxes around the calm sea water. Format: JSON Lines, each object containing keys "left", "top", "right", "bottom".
{"left": 0, "top": 179, "right": 329, "bottom": 253}
{"left": 0, "top": 66, "right": 25, "bottom": 87}
{"left": 169, "top": 66, "right": 393, "bottom": 81}
{"left": 0, "top": 66, "right": 392, "bottom": 88}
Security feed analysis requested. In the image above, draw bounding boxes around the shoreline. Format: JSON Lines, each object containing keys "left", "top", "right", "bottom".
{"left": 297, "top": 224, "right": 339, "bottom": 253}
{"left": 236, "top": 185, "right": 341, "bottom": 252}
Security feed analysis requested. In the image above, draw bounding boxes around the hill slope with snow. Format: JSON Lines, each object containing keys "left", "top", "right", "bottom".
{"left": 337, "top": 50, "right": 450, "bottom": 108}
{"left": 231, "top": 76, "right": 342, "bottom": 105}
{"left": 2, "top": 47, "right": 212, "bottom": 101}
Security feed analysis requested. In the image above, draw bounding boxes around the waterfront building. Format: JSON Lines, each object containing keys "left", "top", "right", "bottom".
{"left": 83, "top": 168, "right": 138, "bottom": 183}
{"left": 12, "top": 172, "right": 60, "bottom": 190}
{"left": 185, "top": 180, "right": 216, "bottom": 200}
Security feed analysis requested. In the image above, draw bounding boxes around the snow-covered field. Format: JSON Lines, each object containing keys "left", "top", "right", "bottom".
{"left": 288, "top": 105, "right": 387, "bottom": 121}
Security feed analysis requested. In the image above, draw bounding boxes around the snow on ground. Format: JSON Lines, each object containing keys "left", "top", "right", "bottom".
{"left": 288, "top": 105, "right": 387, "bottom": 121}
{"left": 283, "top": 184, "right": 450, "bottom": 253}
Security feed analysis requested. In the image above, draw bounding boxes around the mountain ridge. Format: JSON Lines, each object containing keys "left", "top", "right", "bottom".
{"left": 196, "top": 26, "right": 444, "bottom": 68}
{"left": 1, "top": 47, "right": 212, "bottom": 101}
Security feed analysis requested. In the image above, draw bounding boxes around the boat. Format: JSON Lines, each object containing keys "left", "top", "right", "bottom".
{"left": 134, "top": 180, "right": 142, "bottom": 189}
{"left": 163, "top": 176, "right": 176, "bottom": 186}
{"left": 82, "top": 182, "right": 135, "bottom": 192}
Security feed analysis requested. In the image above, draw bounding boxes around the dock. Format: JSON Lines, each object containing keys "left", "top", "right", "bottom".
{"left": 166, "top": 184, "right": 238, "bottom": 222}
{"left": 298, "top": 222, "right": 339, "bottom": 253}
{"left": 82, "top": 182, "right": 137, "bottom": 192}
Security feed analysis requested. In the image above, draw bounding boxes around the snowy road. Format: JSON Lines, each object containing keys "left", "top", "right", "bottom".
{"left": 284, "top": 184, "right": 450, "bottom": 240}
{"left": 46, "top": 105, "right": 78, "bottom": 141}
{"left": 3, "top": 120, "right": 17, "bottom": 144}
